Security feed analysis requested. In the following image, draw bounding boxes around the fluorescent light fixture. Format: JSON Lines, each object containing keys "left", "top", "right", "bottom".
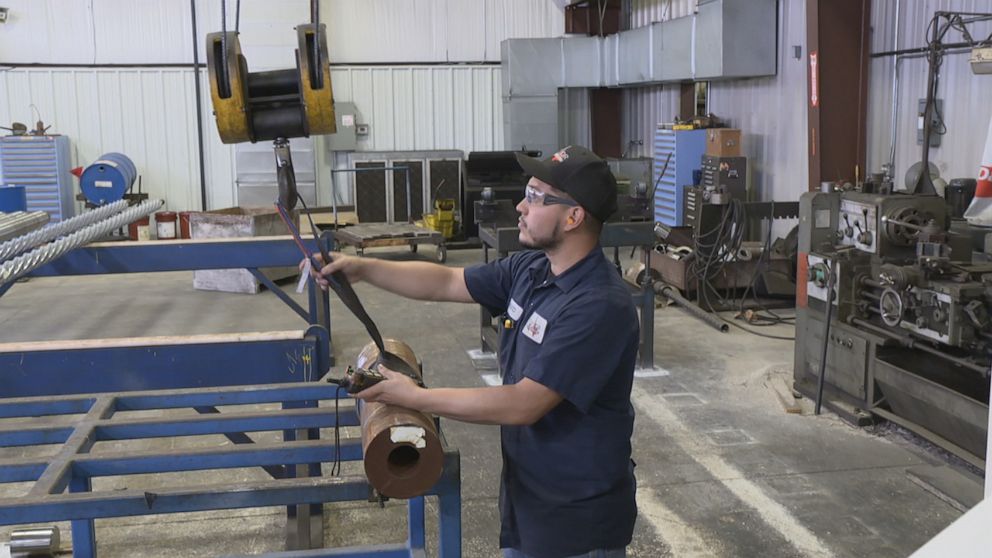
{"left": 971, "top": 46, "right": 992, "bottom": 75}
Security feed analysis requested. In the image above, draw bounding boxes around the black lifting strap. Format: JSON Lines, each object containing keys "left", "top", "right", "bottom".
{"left": 274, "top": 200, "right": 422, "bottom": 383}
{"left": 320, "top": 255, "right": 422, "bottom": 381}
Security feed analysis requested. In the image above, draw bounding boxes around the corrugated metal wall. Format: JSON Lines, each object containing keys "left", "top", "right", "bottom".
{"left": 623, "top": 0, "right": 807, "bottom": 205}
{"left": 867, "top": 0, "right": 992, "bottom": 191}
{"left": 0, "top": 68, "right": 235, "bottom": 212}
{"left": 707, "top": 0, "right": 807, "bottom": 205}
{"left": 559, "top": 88, "right": 594, "bottom": 149}
{"left": 329, "top": 66, "right": 503, "bottom": 152}
{"left": 0, "top": 0, "right": 563, "bottom": 65}
{"left": 328, "top": 0, "right": 565, "bottom": 62}
{"left": 627, "top": 0, "right": 698, "bottom": 28}
{"left": 0, "top": 0, "right": 561, "bottom": 210}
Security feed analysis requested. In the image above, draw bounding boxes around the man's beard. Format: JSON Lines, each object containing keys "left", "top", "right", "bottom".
{"left": 520, "top": 220, "right": 563, "bottom": 251}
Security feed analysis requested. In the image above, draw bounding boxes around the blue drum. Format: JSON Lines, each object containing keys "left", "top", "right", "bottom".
{"left": 79, "top": 153, "right": 137, "bottom": 206}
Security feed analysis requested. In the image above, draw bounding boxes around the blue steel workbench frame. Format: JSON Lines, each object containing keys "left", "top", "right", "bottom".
{"left": 0, "top": 236, "right": 351, "bottom": 551}
{"left": 21, "top": 236, "right": 333, "bottom": 337}
{"left": 0, "top": 382, "right": 462, "bottom": 558}
{"left": 0, "top": 237, "right": 335, "bottom": 396}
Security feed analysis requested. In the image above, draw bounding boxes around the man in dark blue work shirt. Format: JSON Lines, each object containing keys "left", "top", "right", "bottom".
{"left": 313, "top": 145, "right": 639, "bottom": 558}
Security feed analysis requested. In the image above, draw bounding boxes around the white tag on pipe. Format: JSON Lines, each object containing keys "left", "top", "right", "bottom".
{"left": 296, "top": 259, "right": 311, "bottom": 294}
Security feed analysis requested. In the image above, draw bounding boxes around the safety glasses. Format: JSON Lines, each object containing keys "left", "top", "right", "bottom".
{"left": 524, "top": 184, "right": 579, "bottom": 207}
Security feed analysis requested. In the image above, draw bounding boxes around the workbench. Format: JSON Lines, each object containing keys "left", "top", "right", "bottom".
{"left": 0, "top": 381, "right": 461, "bottom": 557}
{"left": 1, "top": 236, "right": 336, "bottom": 397}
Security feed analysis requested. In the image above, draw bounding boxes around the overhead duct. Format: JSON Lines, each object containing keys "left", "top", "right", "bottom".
{"left": 503, "top": 0, "right": 778, "bottom": 155}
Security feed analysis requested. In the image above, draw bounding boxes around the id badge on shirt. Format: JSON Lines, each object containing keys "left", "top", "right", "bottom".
{"left": 507, "top": 298, "right": 523, "bottom": 320}
{"left": 522, "top": 312, "right": 548, "bottom": 344}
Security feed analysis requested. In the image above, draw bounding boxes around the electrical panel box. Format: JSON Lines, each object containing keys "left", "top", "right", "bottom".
{"left": 326, "top": 102, "right": 360, "bottom": 152}
{"left": 700, "top": 155, "right": 747, "bottom": 200}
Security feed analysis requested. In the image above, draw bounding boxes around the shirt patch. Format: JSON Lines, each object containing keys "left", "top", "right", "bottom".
{"left": 507, "top": 299, "right": 523, "bottom": 321}
{"left": 522, "top": 312, "right": 548, "bottom": 344}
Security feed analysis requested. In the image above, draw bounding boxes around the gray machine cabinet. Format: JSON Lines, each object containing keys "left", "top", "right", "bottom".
{"left": 796, "top": 314, "right": 871, "bottom": 403}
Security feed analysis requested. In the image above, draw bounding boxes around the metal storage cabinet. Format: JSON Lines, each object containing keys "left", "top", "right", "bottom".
{"left": 652, "top": 128, "right": 705, "bottom": 227}
{"left": 0, "top": 135, "right": 75, "bottom": 222}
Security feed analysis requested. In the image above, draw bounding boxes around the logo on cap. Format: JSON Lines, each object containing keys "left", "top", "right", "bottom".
{"left": 551, "top": 147, "right": 571, "bottom": 163}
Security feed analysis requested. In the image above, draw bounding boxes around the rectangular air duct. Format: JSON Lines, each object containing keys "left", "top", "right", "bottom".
{"left": 503, "top": 0, "right": 777, "bottom": 153}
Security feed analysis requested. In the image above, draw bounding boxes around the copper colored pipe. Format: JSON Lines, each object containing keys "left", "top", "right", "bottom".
{"left": 355, "top": 339, "right": 443, "bottom": 498}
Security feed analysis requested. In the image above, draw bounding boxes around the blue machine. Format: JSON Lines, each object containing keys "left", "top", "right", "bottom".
{"left": 0, "top": 135, "right": 75, "bottom": 222}
{"left": 653, "top": 128, "right": 706, "bottom": 227}
{"left": 0, "top": 186, "right": 27, "bottom": 212}
{"left": 79, "top": 152, "right": 137, "bottom": 206}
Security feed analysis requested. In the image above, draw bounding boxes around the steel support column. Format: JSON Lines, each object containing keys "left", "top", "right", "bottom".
{"left": 806, "top": 0, "right": 872, "bottom": 190}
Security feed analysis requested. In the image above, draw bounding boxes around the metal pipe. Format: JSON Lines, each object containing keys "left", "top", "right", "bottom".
{"left": 191, "top": 0, "right": 209, "bottom": 210}
{"left": 861, "top": 276, "right": 883, "bottom": 288}
{"left": 873, "top": 41, "right": 981, "bottom": 58}
{"left": 0, "top": 211, "right": 50, "bottom": 242}
{"left": 654, "top": 282, "right": 729, "bottom": 333}
{"left": 0, "top": 200, "right": 129, "bottom": 262}
{"left": 881, "top": 216, "right": 924, "bottom": 230}
{"left": 9, "top": 526, "right": 60, "bottom": 555}
{"left": 849, "top": 317, "right": 990, "bottom": 377}
{"left": 887, "top": 0, "right": 900, "bottom": 174}
{"left": 355, "top": 339, "right": 444, "bottom": 499}
{"left": 815, "top": 262, "right": 837, "bottom": 415}
{"left": 0, "top": 199, "right": 163, "bottom": 287}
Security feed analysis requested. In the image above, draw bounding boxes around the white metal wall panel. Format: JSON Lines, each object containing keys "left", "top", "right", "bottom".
{"left": 91, "top": 0, "right": 194, "bottom": 64}
{"left": 0, "top": 1, "right": 95, "bottom": 64}
{"left": 0, "top": 69, "right": 235, "bottom": 212}
{"left": 558, "top": 88, "right": 593, "bottom": 149}
{"left": 329, "top": 66, "right": 503, "bottom": 153}
{"left": 868, "top": 0, "right": 992, "bottom": 190}
{"left": 326, "top": 0, "right": 563, "bottom": 63}
{"left": 624, "top": 0, "right": 805, "bottom": 206}
{"left": 1, "top": 0, "right": 561, "bottom": 65}
{"left": 706, "top": 0, "right": 806, "bottom": 205}
{"left": 621, "top": 86, "right": 681, "bottom": 159}
{"left": 0, "top": 0, "right": 215, "bottom": 64}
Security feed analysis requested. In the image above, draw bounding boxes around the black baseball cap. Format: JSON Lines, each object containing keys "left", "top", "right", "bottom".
{"left": 515, "top": 145, "right": 618, "bottom": 222}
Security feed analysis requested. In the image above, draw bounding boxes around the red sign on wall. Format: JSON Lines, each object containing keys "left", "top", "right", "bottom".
{"left": 809, "top": 51, "right": 819, "bottom": 107}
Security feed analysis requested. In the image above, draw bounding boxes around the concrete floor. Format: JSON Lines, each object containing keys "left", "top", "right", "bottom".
{"left": 0, "top": 246, "right": 982, "bottom": 557}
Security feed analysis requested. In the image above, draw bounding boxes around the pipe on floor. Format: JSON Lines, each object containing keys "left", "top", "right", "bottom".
{"left": 654, "top": 282, "right": 729, "bottom": 333}
{"left": 355, "top": 339, "right": 444, "bottom": 499}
